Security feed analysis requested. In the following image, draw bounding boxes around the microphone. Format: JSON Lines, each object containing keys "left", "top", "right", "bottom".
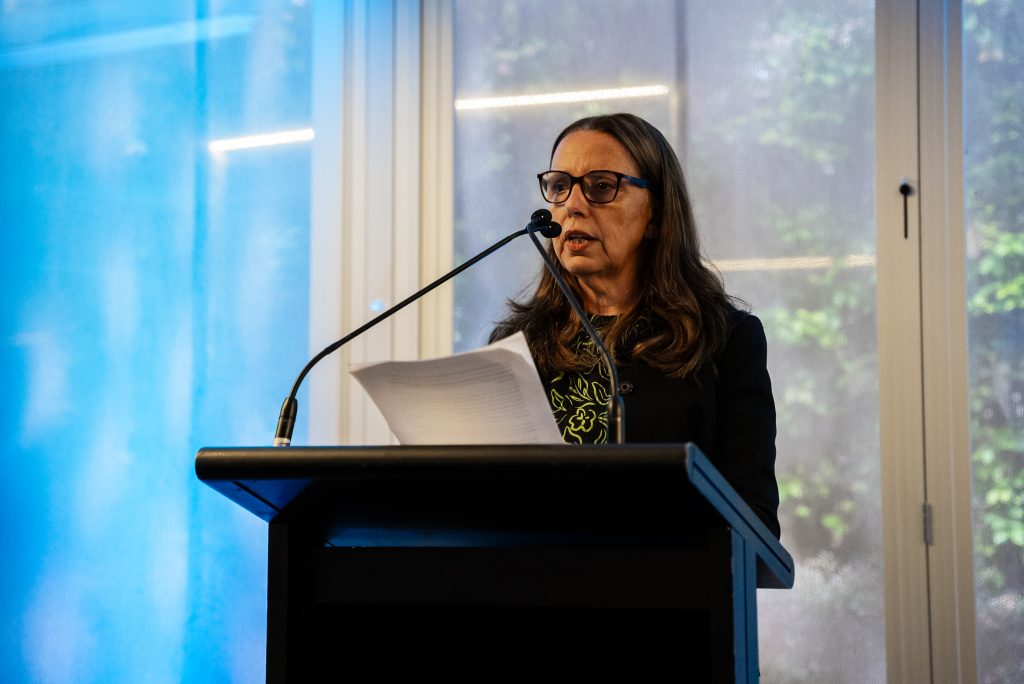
{"left": 524, "top": 219, "right": 626, "bottom": 445}
{"left": 273, "top": 209, "right": 560, "bottom": 446}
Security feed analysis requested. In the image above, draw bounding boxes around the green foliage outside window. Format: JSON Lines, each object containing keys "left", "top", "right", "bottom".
{"left": 965, "top": 1, "right": 1024, "bottom": 679}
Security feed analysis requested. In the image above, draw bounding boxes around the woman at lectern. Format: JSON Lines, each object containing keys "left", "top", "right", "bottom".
{"left": 490, "top": 113, "right": 780, "bottom": 538}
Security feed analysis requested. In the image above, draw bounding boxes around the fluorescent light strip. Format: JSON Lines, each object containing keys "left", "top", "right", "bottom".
{"left": 713, "top": 254, "right": 876, "bottom": 272}
{"left": 454, "top": 85, "right": 670, "bottom": 111}
{"left": 208, "top": 128, "right": 315, "bottom": 153}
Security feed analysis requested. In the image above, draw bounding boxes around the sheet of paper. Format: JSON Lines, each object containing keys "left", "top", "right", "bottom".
{"left": 350, "top": 332, "right": 564, "bottom": 445}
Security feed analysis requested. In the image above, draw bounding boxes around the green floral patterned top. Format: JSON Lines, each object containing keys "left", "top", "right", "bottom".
{"left": 546, "top": 315, "right": 617, "bottom": 444}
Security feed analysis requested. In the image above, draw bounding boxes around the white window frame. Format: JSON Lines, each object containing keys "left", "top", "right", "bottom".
{"left": 878, "top": 0, "right": 977, "bottom": 680}
{"left": 310, "top": 0, "right": 425, "bottom": 446}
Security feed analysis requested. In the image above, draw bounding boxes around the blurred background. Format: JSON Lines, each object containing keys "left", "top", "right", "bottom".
{"left": 1, "top": 1, "right": 1020, "bottom": 681}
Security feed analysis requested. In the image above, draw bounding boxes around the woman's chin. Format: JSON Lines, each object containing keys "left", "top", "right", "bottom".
{"left": 559, "top": 252, "right": 600, "bottom": 273}
{"left": 563, "top": 264, "right": 603, "bottom": 281}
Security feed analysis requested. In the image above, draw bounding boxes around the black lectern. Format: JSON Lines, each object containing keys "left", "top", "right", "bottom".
{"left": 195, "top": 443, "right": 793, "bottom": 683}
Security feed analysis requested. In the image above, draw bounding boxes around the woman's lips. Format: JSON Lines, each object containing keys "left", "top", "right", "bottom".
{"left": 564, "top": 231, "right": 595, "bottom": 251}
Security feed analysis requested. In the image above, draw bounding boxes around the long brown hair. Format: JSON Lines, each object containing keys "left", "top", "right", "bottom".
{"left": 491, "top": 113, "right": 736, "bottom": 379}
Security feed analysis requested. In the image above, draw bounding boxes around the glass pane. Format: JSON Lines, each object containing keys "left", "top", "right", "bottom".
{"left": 964, "top": 2, "right": 1024, "bottom": 681}
{"left": 453, "top": 1, "right": 882, "bottom": 680}
{"left": 1, "top": 3, "right": 310, "bottom": 680}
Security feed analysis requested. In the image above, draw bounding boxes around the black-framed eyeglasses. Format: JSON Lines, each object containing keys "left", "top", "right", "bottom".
{"left": 537, "top": 170, "right": 651, "bottom": 205}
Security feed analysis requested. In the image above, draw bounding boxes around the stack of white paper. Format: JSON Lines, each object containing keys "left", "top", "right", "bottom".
{"left": 351, "top": 332, "right": 564, "bottom": 445}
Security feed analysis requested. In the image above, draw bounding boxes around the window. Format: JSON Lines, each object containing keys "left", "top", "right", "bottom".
{"left": 964, "top": 1, "right": 1024, "bottom": 680}
{"left": 452, "top": 1, "right": 882, "bottom": 680}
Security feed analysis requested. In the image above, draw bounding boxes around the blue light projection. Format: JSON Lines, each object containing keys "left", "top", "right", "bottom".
{"left": 2, "top": 4, "right": 311, "bottom": 681}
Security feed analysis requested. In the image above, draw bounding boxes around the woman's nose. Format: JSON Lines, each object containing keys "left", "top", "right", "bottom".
{"left": 562, "top": 179, "right": 589, "bottom": 214}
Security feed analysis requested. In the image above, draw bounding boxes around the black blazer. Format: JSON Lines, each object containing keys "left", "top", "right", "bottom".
{"left": 615, "top": 311, "right": 781, "bottom": 538}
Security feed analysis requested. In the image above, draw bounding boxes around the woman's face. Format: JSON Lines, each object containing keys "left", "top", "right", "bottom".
{"left": 548, "top": 130, "right": 653, "bottom": 303}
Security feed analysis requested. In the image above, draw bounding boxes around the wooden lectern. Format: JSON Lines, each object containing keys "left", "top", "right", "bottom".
{"left": 195, "top": 443, "right": 793, "bottom": 683}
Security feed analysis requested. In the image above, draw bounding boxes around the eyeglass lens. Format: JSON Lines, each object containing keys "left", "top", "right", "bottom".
{"left": 540, "top": 171, "right": 623, "bottom": 204}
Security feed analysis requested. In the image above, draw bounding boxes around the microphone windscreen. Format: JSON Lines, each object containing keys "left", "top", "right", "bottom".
{"left": 530, "top": 208, "right": 552, "bottom": 228}
{"left": 539, "top": 221, "right": 562, "bottom": 238}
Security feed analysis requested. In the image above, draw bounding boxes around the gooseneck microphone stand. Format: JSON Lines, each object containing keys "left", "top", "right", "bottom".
{"left": 273, "top": 209, "right": 562, "bottom": 446}
{"left": 524, "top": 224, "right": 626, "bottom": 445}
